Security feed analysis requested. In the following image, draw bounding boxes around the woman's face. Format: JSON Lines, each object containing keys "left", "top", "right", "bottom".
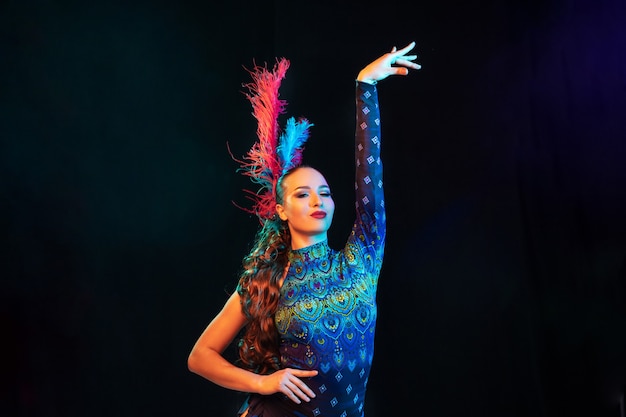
{"left": 276, "top": 167, "right": 335, "bottom": 249}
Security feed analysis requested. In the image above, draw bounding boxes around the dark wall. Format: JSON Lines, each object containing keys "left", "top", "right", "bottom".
{"left": 2, "top": 1, "right": 625, "bottom": 416}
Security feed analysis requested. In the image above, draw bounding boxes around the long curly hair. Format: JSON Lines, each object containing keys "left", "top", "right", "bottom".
{"left": 235, "top": 172, "right": 296, "bottom": 374}
{"left": 232, "top": 58, "right": 310, "bottom": 374}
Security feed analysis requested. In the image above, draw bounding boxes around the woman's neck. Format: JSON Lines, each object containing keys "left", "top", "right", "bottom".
{"left": 289, "top": 233, "right": 327, "bottom": 250}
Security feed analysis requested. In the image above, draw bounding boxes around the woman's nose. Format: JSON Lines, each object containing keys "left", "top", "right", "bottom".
{"left": 310, "top": 193, "right": 322, "bottom": 207}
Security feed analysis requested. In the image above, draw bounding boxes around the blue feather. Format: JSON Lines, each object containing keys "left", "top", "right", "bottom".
{"left": 277, "top": 117, "right": 313, "bottom": 173}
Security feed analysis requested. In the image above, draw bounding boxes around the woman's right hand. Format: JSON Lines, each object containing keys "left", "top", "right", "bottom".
{"left": 258, "top": 368, "right": 319, "bottom": 404}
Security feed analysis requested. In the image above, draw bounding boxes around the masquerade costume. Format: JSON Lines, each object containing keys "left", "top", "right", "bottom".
{"left": 241, "top": 77, "right": 385, "bottom": 417}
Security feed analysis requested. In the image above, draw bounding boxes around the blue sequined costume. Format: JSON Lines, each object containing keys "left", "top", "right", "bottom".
{"left": 244, "top": 81, "right": 385, "bottom": 417}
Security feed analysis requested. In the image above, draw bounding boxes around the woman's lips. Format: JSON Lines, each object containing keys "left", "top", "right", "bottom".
{"left": 311, "top": 211, "right": 327, "bottom": 219}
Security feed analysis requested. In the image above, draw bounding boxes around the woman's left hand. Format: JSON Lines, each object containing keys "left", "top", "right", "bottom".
{"left": 357, "top": 41, "right": 421, "bottom": 84}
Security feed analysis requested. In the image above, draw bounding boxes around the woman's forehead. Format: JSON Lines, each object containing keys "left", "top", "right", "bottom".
{"left": 283, "top": 167, "right": 329, "bottom": 189}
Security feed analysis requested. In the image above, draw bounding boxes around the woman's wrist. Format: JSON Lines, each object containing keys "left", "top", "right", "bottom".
{"left": 251, "top": 372, "right": 265, "bottom": 394}
{"left": 356, "top": 71, "right": 377, "bottom": 85}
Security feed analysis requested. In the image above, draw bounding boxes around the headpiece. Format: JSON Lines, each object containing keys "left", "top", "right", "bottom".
{"left": 230, "top": 58, "right": 312, "bottom": 222}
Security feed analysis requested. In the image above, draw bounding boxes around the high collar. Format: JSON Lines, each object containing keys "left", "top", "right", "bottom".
{"left": 288, "top": 240, "right": 330, "bottom": 265}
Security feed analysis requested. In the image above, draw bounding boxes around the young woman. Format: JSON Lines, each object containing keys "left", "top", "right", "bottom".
{"left": 188, "top": 42, "right": 421, "bottom": 417}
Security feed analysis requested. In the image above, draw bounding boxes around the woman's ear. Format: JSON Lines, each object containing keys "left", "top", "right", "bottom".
{"left": 275, "top": 204, "right": 288, "bottom": 221}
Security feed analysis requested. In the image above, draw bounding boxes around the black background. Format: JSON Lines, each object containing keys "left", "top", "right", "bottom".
{"left": 2, "top": 0, "right": 626, "bottom": 416}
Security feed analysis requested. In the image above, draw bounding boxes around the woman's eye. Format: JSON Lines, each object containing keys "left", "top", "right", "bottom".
{"left": 295, "top": 193, "right": 308, "bottom": 198}
{"left": 320, "top": 192, "right": 332, "bottom": 197}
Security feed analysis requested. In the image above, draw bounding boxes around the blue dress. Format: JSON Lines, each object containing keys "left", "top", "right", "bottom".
{"left": 243, "top": 81, "right": 385, "bottom": 417}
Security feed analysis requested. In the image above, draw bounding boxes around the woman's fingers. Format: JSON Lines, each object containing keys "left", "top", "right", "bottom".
{"left": 282, "top": 369, "right": 318, "bottom": 403}
{"left": 396, "top": 41, "right": 416, "bottom": 55}
{"left": 388, "top": 42, "right": 421, "bottom": 70}
{"left": 395, "top": 57, "right": 422, "bottom": 69}
{"left": 282, "top": 380, "right": 309, "bottom": 403}
{"left": 291, "top": 369, "right": 318, "bottom": 378}
{"left": 291, "top": 371, "right": 317, "bottom": 398}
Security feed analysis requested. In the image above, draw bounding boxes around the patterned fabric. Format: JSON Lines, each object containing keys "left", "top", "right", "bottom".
{"left": 244, "top": 81, "right": 385, "bottom": 417}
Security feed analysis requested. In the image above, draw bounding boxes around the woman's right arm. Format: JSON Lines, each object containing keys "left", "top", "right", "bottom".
{"left": 187, "top": 292, "right": 318, "bottom": 403}
{"left": 187, "top": 291, "right": 262, "bottom": 392}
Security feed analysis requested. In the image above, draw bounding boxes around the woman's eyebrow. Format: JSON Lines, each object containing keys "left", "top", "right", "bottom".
{"left": 290, "top": 185, "right": 330, "bottom": 194}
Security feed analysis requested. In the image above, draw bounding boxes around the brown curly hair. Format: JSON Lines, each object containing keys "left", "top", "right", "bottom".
{"left": 235, "top": 168, "right": 301, "bottom": 374}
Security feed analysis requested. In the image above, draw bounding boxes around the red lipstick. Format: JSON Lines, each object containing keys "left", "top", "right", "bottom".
{"left": 311, "top": 211, "right": 327, "bottom": 219}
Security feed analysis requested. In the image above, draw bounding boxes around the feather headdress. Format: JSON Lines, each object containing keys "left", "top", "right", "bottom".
{"left": 231, "top": 58, "right": 312, "bottom": 222}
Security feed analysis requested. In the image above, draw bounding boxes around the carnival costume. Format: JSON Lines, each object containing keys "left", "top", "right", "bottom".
{"left": 236, "top": 60, "right": 385, "bottom": 417}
